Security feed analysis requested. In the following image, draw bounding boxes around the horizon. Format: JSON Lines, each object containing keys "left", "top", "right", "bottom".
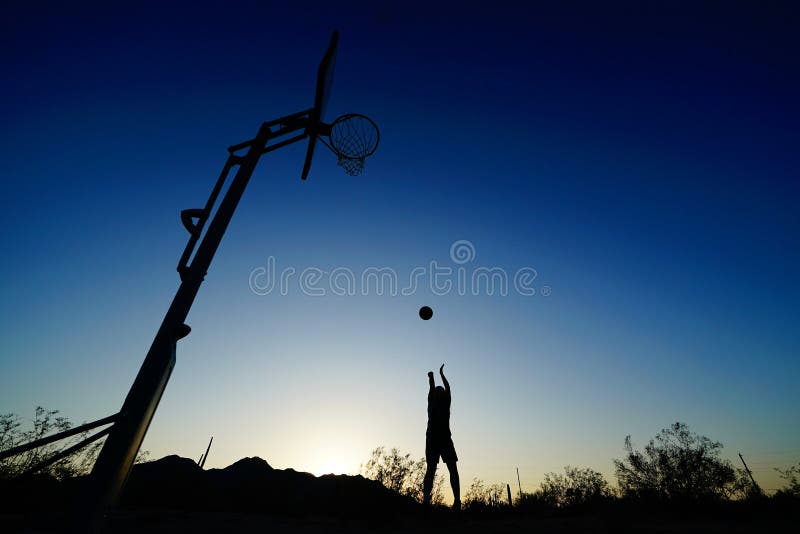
{"left": 1, "top": 1, "right": 798, "bottom": 502}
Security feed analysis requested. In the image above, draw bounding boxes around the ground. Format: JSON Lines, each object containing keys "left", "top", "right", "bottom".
{"left": 5, "top": 510, "right": 795, "bottom": 534}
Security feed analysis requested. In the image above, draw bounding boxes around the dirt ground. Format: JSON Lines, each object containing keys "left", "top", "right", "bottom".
{"left": 6, "top": 510, "right": 796, "bottom": 534}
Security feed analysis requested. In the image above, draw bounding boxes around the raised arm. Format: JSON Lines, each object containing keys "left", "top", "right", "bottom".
{"left": 427, "top": 371, "right": 435, "bottom": 392}
{"left": 439, "top": 364, "right": 450, "bottom": 393}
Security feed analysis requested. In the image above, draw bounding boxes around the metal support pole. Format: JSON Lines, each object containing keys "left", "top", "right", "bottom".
{"left": 0, "top": 413, "right": 118, "bottom": 462}
{"left": 84, "top": 121, "right": 275, "bottom": 528}
{"left": 22, "top": 426, "right": 113, "bottom": 477}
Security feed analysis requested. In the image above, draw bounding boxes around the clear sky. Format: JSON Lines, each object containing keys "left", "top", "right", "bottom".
{"left": 1, "top": 1, "right": 798, "bottom": 498}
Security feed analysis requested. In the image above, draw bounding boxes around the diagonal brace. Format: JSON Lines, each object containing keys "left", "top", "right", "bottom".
{"left": 0, "top": 412, "right": 119, "bottom": 462}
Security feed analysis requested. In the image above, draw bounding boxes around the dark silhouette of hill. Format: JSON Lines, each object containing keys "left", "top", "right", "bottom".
{"left": 121, "top": 454, "right": 418, "bottom": 518}
{"left": 0, "top": 455, "right": 419, "bottom": 530}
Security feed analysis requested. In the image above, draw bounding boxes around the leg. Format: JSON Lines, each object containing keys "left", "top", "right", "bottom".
{"left": 445, "top": 460, "right": 460, "bottom": 509}
{"left": 423, "top": 459, "right": 437, "bottom": 505}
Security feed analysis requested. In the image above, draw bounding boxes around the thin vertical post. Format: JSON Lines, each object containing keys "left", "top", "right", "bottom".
{"left": 738, "top": 452, "right": 762, "bottom": 494}
{"left": 506, "top": 483, "right": 512, "bottom": 506}
{"left": 516, "top": 467, "right": 522, "bottom": 496}
{"left": 199, "top": 436, "right": 213, "bottom": 469}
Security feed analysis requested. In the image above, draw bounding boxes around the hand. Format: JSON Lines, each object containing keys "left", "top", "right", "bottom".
{"left": 439, "top": 364, "right": 445, "bottom": 374}
{"left": 427, "top": 371, "right": 434, "bottom": 378}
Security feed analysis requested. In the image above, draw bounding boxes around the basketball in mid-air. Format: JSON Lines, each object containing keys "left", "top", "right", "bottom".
{"left": 419, "top": 306, "right": 433, "bottom": 320}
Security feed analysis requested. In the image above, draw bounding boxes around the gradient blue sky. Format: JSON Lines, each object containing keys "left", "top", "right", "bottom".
{"left": 1, "top": 1, "right": 798, "bottom": 497}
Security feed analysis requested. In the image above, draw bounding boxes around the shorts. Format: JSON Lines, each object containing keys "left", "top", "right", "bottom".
{"left": 426, "top": 432, "right": 458, "bottom": 464}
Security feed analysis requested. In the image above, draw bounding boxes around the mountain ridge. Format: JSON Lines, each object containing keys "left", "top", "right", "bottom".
{"left": 120, "top": 454, "right": 418, "bottom": 518}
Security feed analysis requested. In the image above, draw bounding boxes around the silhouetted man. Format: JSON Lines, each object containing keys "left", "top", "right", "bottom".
{"left": 424, "top": 364, "right": 460, "bottom": 509}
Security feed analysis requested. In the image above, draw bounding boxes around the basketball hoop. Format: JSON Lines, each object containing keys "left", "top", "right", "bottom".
{"left": 320, "top": 113, "right": 380, "bottom": 176}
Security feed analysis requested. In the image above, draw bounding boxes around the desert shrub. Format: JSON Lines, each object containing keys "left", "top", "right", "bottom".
{"left": 613, "top": 422, "right": 737, "bottom": 501}
{"left": 0, "top": 407, "right": 148, "bottom": 480}
{"left": 774, "top": 462, "right": 800, "bottom": 498}
{"left": 514, "top": 489, "right": 552, "bottom": 512}
{"left": 1, "top": 407, "right": 99, "bottom": 480}
{"left": 539, "top": 466, "right": 611, "bottom": 507}
{"left": 463, "top": 478, "right": 506, "bottom": 509}
{"left": 727, "top": 467, "right": 764, "bottom": 500}
{"left": 361, "top": 446, "right": 444, "bottom": 504}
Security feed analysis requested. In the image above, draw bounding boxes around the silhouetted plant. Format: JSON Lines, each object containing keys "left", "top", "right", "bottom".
{"left": 774, "top": 462, "right": 800, "bottom": 498}
{"left": 0, "top": 407, "right": 148, "bottom": 480}
{"left": 514, "top": 489, "right": 552, "bottom": 512}
{"left": 539, "top": 466, "right": 611, "bottom": 507}
{"left": 728, "top": 467, "right": 763, "bottom": 500}
{"left": 613, "top": 422, "right": 737, "bottom": 501}
{"left": 361, "top": 446, "right": 443, "bottom": 504}
{"left": 463, "top": 478, "right": 506, "bottom": 509}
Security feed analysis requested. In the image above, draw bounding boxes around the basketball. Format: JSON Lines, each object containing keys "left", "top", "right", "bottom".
{"left": 419, "top": 306, "right": 433, "bottom": 320}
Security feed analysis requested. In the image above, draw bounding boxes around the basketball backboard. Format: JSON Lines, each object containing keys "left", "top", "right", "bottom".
{"left": 301, "top": 31, "right": 339, "bottom": 180}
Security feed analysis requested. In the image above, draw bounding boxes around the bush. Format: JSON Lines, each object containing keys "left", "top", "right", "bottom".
{"left": 775, "top": 462, "right": 800, "bottom": 498}
{"left": 0, "top": 407, "right": 102, "bottom": 480}
{"left": 613, "top": 422, "right": 737, "bottom": 501}
{"left": 0, "top": 407, "right": 148, "bottom": 481}
{"left": 361, "top": 446, "right": 444, "bottom": 504}
{"left": 729, "top": 467, "right": 763, "bottom": 500}
{"left": 463, "top": 478, "right": 507, "bottom": 509}
{"left": 514, "top": 489, "right": 552, "bottom": 512}
{"left": 539, "top": 466, "right": 611, "bottom": 507}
